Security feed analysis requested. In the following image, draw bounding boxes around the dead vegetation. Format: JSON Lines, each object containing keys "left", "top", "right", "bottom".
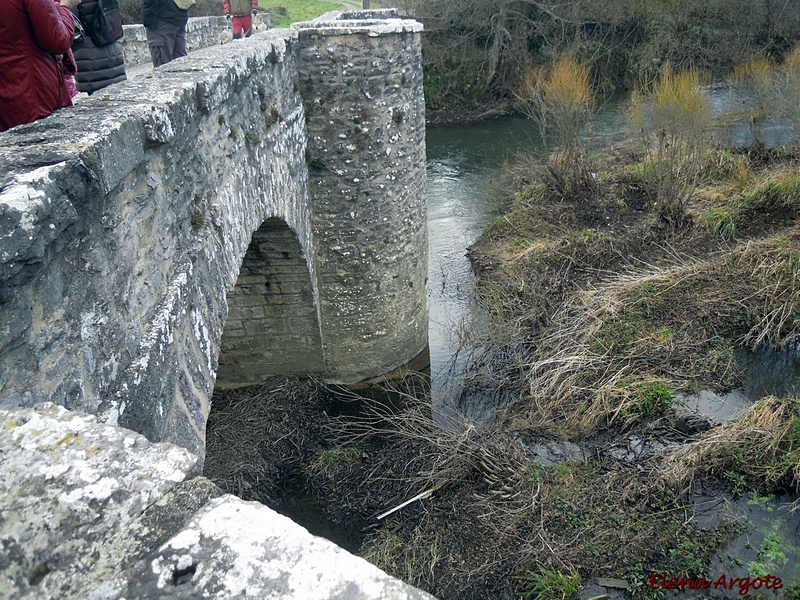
{"left": 203, "top": 376, "right": 334, "bottom": 506}
{"left": 654, "top": 395, "right": 800, "bottom": 496}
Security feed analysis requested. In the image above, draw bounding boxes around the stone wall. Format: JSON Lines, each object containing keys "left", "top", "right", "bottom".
{"left": 0, "top": 30, "right": 313, "bottom": 459}
{"left": 0, "top": 403, "right": 435, "bottom": 600}
{"left": 0, "top": 12, "right": 428, "bottom": 459}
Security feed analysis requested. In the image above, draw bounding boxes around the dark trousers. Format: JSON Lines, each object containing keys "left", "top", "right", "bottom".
{"left": 146, "top": 21, "right": 187, "bottom": 68}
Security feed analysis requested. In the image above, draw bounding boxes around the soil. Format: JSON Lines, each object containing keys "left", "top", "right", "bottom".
{"left": 203, "top": 139, "right": 800, "bottom": 599}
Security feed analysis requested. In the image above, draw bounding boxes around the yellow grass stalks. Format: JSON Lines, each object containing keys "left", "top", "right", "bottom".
{"left": 656, "top": 396, "right": 800, "bottom": 493}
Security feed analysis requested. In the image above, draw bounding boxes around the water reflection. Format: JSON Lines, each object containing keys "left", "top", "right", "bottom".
{"left": 693, "top": 491, "right": 800, "bottom": 598}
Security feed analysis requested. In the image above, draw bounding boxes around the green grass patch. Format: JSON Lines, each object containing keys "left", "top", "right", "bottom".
{"left": 306, "top": 445, "right": 361, "bottom": 477}
{"left": 260, "top": 0, "right": 350, "bottom": 28}
{"left": 746, "top": 171, "right": 800, "bottom": 211}
{"left": 699, "top": 206, "right": 738, "bottom": 240}
{"left": 523, "top": 567, "right": 580, "bottom": 600}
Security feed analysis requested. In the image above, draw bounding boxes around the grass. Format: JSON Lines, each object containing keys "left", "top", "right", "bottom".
{"left": 303, "top": 391, "right": 734, "bottom": 598}
{"left": 657, "top": 396, "right": 800, "bottom": 494}
{"left": 468, "top": 135, "right": 800, "bottom": 441}
{"left": 306, "top": 445, "right": 361, "bottom": 477}
{"left": 258, "top": 0, "right": 370, "bottom": 28}
{"left": 523, "top": 567, "right": 580, "bottom": 600}
{"left": 699, "top": 206, "right": 737, "bottom": 240}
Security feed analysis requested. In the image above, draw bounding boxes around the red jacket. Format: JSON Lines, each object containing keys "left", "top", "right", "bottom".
{"left": 0, "top": 0, "right": 76, "bottom": 132}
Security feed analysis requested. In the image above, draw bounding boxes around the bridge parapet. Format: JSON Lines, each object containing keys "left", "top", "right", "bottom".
{"left": 120, "top": 17, "right": 230, "bottom": 69}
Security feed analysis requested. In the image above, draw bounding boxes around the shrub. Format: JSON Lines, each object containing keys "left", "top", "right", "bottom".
{"left": 629, "top": 64, "right": 711, "bottom": 227}
{"left": 516, "top": 57, "right": 596, "bottom": 198}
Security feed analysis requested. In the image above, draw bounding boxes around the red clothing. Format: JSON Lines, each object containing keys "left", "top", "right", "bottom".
{"left": 232, "top": 14, "right": 253, "bottom": 38}
{"left": 0, "top": 0, "right": 76, "bottom": 132}
{"left": 223, "top": 0, "right": 257, "bottom": 18}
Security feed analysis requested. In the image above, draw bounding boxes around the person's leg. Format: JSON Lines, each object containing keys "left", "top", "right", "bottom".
{"left": 241, "top": 14, "right": 253, "bottom": 37}
{"left": 146, "top": 25, "right": 169, "bottom": 67}
{"left": 232, "top": 16, "right": 246, "bottom": 39}
{"left": 173, "top": 25, "right": 187, "bottom": 59}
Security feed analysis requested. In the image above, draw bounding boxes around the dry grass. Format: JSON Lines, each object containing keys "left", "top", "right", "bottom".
{"left": 321, "top": 380, "right": 532, "bottom": 502}
{"left": 655, "top": 395, "right": 800, "bottom": 494}
{"left": 509, "top": 234, "right": 800, "bottom": 437}
{"left": 312, "top": 383, "right": 729, "bottom": 598}
{"left": 203, "top": 376, "right": 331, "bottom": 505}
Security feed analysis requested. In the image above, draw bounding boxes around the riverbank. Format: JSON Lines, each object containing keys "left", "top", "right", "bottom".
{"left": 463, "top": 138, "right": 800, "bottom": 596}
{"left": 204, "top": 134, "right": 800, "bottom": 598}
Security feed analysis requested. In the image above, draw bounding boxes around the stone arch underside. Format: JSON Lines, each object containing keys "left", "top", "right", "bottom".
{"left": 216, "top": 217, "right": 324, "bottom": 387}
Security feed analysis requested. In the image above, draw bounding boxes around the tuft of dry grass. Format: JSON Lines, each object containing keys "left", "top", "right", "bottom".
{"left": 655, "top": 395, "right": 800, "bottom": 494}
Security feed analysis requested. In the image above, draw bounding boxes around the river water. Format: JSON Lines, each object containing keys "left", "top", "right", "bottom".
{"left": 425, "top": 99, "right": 629, "bottom": 422}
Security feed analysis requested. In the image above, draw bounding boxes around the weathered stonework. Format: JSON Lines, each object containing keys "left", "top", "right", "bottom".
{"left": 0, "top": 11, "right": 428, "bottom": 459}
{"left": 217, "top": 217, "right": 326, "bottom": 385}
{"left": 0, "top": 403, "right": 435, "bottom": 600}
{"left": 296, "top": 10, "right": 429, "bottom": 381}
{"left": 0, "top": 30, "right": 310, "bottom": 459}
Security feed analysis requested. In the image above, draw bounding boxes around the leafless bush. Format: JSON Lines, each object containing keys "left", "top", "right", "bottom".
{"left": 629, "top": 64, "right": 711, "bottom": 227}
{"left": 516, "top": 57, "right": 598, "bottom": 198}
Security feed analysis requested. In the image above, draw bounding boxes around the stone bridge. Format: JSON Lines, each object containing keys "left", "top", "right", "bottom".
{"left": 0, "top": 10, "right": 428, "bottom": 461}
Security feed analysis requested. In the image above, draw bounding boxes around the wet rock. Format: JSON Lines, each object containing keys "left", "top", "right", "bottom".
{"left": 528, "top": 440, "right": 586, "bottom": 466}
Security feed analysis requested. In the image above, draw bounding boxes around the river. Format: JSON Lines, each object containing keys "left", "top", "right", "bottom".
{"left": 425, "top": 99, "right": 630, "bottom": 423}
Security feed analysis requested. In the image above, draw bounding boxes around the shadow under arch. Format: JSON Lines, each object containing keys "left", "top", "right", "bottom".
{"left": 216, "top": 217, "right": 325, "bottom": 388}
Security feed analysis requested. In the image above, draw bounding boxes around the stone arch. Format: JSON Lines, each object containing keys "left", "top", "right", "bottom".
{"left": 216, "top": 217, "right": 325, "bottom": 388}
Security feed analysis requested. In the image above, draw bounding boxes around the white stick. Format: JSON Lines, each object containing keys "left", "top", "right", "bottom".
{"left": 375, "top": 482, "right": 444, "bottom": 520}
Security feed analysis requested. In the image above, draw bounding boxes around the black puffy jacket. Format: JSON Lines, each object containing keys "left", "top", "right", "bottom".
{"left": 71, "top": 0, "right": 127, "bottom": 95}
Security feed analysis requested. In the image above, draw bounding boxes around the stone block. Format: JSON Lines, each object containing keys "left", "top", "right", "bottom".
{"left": 0, "top": 403, "right": 434, "bottom": 600}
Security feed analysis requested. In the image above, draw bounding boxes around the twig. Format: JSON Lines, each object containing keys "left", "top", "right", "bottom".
{"left": 375, "top": 480, "right": 447, "bottom": 520}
